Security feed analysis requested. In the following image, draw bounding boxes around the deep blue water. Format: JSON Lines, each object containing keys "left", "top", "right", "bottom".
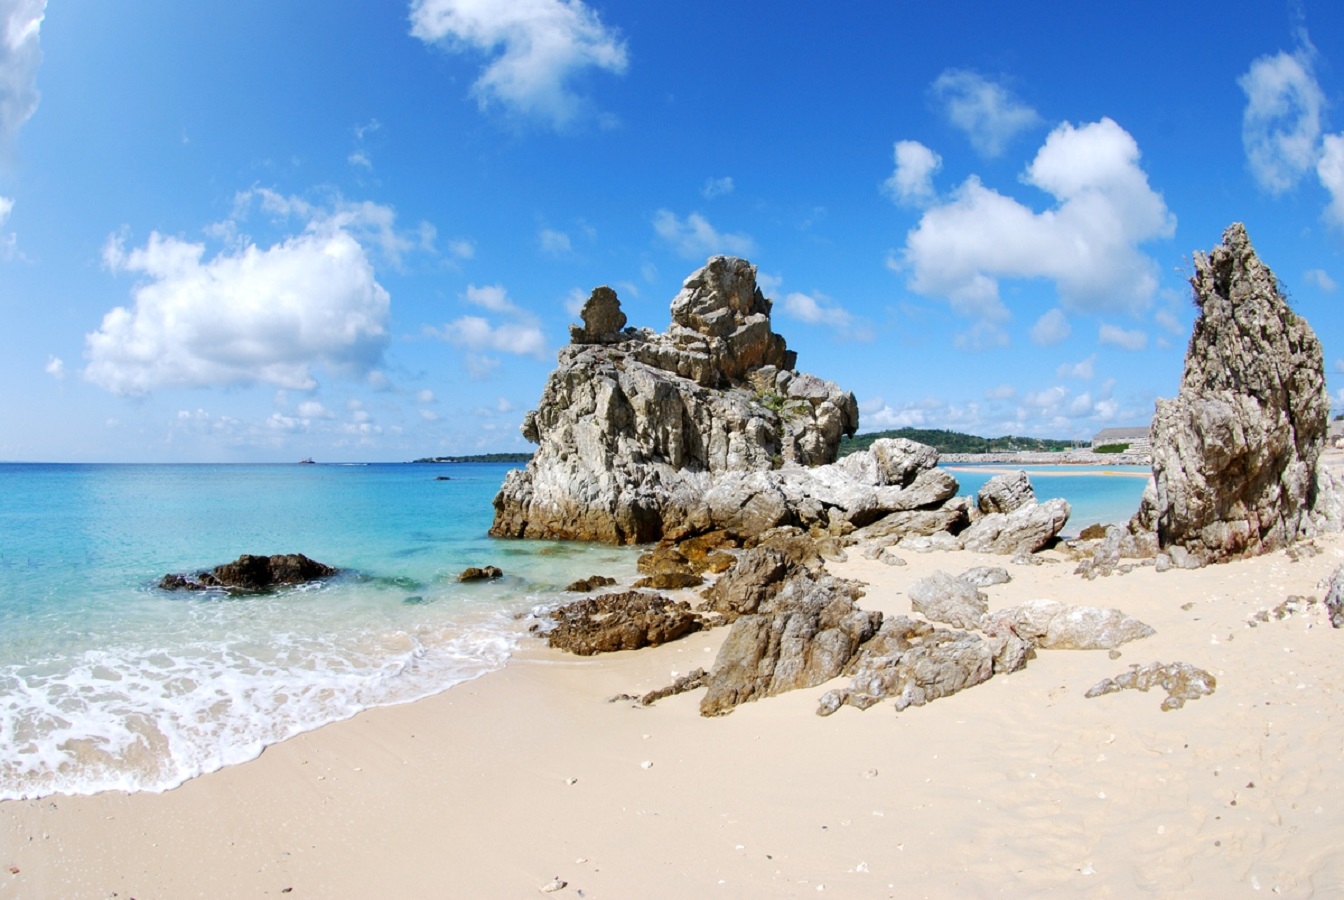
{"left": 0, "top": 460, "right": 1147, "bottom": 801}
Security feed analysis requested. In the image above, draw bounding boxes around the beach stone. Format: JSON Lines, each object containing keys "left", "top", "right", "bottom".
{"left": 1323, "top": 564, "right": 1344, "bottom": 629}
{"left": 564, "top": 575, "right": 617, "bottom": 592}
{"left": 698, "top": 546, "right": 795, "bottom": 624}
{"left": 632, "top": 571, "right": 704, "bottom": 590}
{"left": 908, "top": 571, "right": 987, "bottom": 630}
{"left": 458, "top": 565, "right": 503, "bottom": 582}
{"left": 960, "top": 497, "right": 1071, "bottom": 555}
{"left": 983, "top": 599, "right": 1155, "bottom": 650}
{"left": 817, "top": 615, "right": 996, "bottom": 715}
{"left": 1131, "top": 223, "right": 1339, "bottom": 561}
{"left": 158, "top": 553, "right": 338, "bottom": 592}
{"left": 976, "top": 471, "right": 1036, "bottom": 514}
{"left": 960, "top": 566, "right": 1011, "bottom": 587}
{"left": 700, "top": 570, "right": 880, "bottom": 716}
{"left": 1085, "top": 661, "right": 1217, "bottom": 710}
{"left": 546, "top": 591, "right": 703, "bottom": 655}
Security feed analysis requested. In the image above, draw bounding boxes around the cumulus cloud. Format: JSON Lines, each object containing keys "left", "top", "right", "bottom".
{"left": 884, "top": 140, "right": 941, "bottom": 207}
{"left": 653, "top": 209, "right": 754, "bottom": 259}
{"left": 430, "top": 282, "right": 547, "bottom": 368}
{"left": 0, "top": 0, "right": 44, "bottom": 154}
{"left": 1099, "top": 323, "right": 1148, "bottom": 350}
{"left": 1304, "top": 267, "right": 1338, "bottom": 292}
{"left": 409, "top": 0, "right": 627, "bottom": 129}
{"left": 85, "top": 196, "right": 398, "bottom": 396}
{"left": 1320, "top": 134, "right": 1344, "bottom": 229}
{"left": 901, "top": 118, "right": 1175, "bottom": 323}
{"left": 0, "top": 193, "right": 15, "bottom": 259}
{"left": 1057, "top": 354, "right": 1096, "bottom": 380}
{"left": 778, "top": 291, "right": 873, "bottom": 341}
{"left": 43, "top": 354, "right": 62, "bottom": 379}
{"left": 1030, "top": 308, "right": 1071, "bottom": 346}
{"left": 1239, "top": 45, "right": 1325, "bottom": 195}
{"left": 930, "top": 69, "right": 1042, "bottom": 158}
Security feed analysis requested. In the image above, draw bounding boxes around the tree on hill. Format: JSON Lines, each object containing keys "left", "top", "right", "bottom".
{"left": 837, "top": 428, "right": 1076, "bottom": 457}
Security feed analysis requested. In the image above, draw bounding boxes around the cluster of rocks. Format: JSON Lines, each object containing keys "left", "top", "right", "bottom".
{"left": 158, "top": 553, "right": 338, "bottom": 593}
{"left": 490, "top": 257, "right": 1071, "bottom": 555}
{"left": 1084, "top": 661, "right": 1217, "bottom": 711}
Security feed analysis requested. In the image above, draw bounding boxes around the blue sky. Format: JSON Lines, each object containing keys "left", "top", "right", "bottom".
{"left": 2, "top": 0, "right": 1343, "bottom": 462}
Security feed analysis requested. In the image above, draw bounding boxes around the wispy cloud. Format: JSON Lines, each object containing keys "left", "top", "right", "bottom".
{"left": 701, "top": 176, "right": 734, "bottom": 199}
{"left": 0, "top": 0, "right": 45, "bottom": 155}
{"left": 652, "top": 209, "right": 754, "bottom": 260}
{"left": 409, "top": 0, "right": 628, "bottom": 129}
{"left": 930, "top": 69, "right": 1041, "bottom": 158}
{"left": 778, "top": 291, "right": 873, "bottom": 341}
{"left": 1239, "top": 41, "right": 1324, "bottom": 194}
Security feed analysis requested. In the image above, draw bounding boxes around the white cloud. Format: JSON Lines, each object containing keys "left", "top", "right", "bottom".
{"left": 1304, "top": 267, "right": 1337, "bottom": 292}
{"left": 1098, "top": 323, "right": 1148, "bottom": 351}
{"left": 43, "top": 354, "right": 62, "bottom": 379}
{"left": 445, "top": 237, "right": 476, "bottom": 260}
{"left": 902, "top": 118, "right": 1175, "bottom": 323}
{"left": 778, "top": 291, "right": 872, "bottom": 341}
{"left": 0, "top": 194, "right": 15, "bottom": 259}
{"left": 1057, "top": 354, "right": 1096, "bottom": 380}
{"left": 296, "top": 400, "right": 333, "bottom": 419}
{"left": 653, "top": 209, "right": 755, "bottom": 260}
{"left": 417, "top": 388, "right": 436, "bottom": 403}
{"left": 954, "top": 320, "right": 1009, "bottom": 351}
{"left": 1239, "top": 46, "right": 1325, "bottom": 195}
{"left": 463, "top": 282, "right": 520, "bottom": 313}
{"left": 1320, "top": 134, "right": 1344, "bottom": 229}
{"left": 409, "top": 0, "right": 627, "bottom": 129}
{"left": 884, "top": 140, "right": 941, "bottom": 207}
{"left": 539, "top": 227, "right": 572, "bottom": 256}
{"left": 1030, "top": 308, "right": 1071, "bottom": 346}
{"left": 85, "top": 197, "right": 395, "bottom": 396}
{"left": 930, "top": 69, "right": 1042, "bottom": 158}
{"left": 419, "top": 408, "right": 439, "bottom": 422}
{"left": 701, "top": 176, "right": 734, "bottom": 199}
{"left": 434, "top": 315, "right": 547, "bottom": 358}
{"left": 0, "top": 0, "right": 44, "bottom": 153}
{"left": 985, "top": 384, "right": 1016, "bottom": 401}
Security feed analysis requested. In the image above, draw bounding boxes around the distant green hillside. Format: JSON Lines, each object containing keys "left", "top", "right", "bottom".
{"left": 838, "top": 428, "right": 1077, "bottom": 457}
{"left": 412, "top": 453, "right": 533, "bottom": 464}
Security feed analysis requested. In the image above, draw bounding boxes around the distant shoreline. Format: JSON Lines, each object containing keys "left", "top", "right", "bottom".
{"left": 940, "top": 451, "right": 1151, "bottom": 466}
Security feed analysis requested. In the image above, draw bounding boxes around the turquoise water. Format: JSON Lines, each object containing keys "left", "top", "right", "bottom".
{"left": 0, "top": 463, "right": 639, "bottom": 801}
{"left": 0, "top": 461, "right": 1147, "bottom": 801}
{"left": 944, "top": 464, "right": 1150, "bottom": 534}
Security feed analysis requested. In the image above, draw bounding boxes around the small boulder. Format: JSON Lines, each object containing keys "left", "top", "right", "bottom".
{"left": 983, "top": 599, "right": 1155, "bottom": 650}
{"left": 908, "top": 571, "right": 987, "bottom": 630}
{"left": 546, "top": 591, "right": 703, "bottom": 655}
{"left": 564, "top": 575, "right": 617, "bottom": 592}
{"left": 159, "top": 553, "right": 338, "bottom": 593}
{"left": 458, "top": 565, "right": 503, "bottom": 582}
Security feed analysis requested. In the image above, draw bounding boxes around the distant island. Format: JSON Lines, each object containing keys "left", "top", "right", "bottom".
{"left": 838, "top": 428, "right": 1081, "bottom": 457}
{"left": 412, "top": 453, "right": 534, "bottom": 464}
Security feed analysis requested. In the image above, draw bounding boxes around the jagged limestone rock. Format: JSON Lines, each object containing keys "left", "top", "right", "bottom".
{"left": 1132, "top": 223, "right": 1336, "bottom": 562}
{"left": 981, "top": 599, "right": 1155, "bottom": 650}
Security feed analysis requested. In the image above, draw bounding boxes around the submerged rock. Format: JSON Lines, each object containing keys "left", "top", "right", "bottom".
{"left": 1132, "top": 223, "right": 1338, "bottom": 562}
{"left": 158, "top": 553, "right": 337, "bottom": 592}
{"left": 458, "top": 565, "right": 503, "bottom": 582}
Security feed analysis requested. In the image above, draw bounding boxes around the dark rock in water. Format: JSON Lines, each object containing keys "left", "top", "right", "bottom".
{"left": 1131, "top": 223, "right": 1341, "bottom": 562}
{"left": 632, "top": 571, "right": 704, "bottom": 590}
{"left": 158, "top": 553, "right": 338, "bottom": 593}
{"left": 546, "top": 591, "right": 703, "bottom": 655}
{"left": 434, "top": 475, "right": 452, "bottom": 481}
{"left": 458, "top": 565, "right": 503, "bottom": 582}
{"left": 564, "top": 575, "right": 617, "bottom": 592}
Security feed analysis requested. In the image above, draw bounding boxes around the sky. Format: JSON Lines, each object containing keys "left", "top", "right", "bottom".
{"left": 2, "top": 0, "right": 1344, "bottom": 462}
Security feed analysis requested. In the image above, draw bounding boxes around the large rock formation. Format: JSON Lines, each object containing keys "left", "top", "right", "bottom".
{"left": 492, "top": 256, "right": 1071, "bottom": 553}
{"left": 491, "top": 257, "right": 859, "bottom": 543}
{"left": 1131, "top": 223, "right": 1337, "bottom": 562}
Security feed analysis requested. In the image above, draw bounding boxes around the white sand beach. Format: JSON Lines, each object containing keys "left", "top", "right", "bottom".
{"left": 5, "top": 526, "right": 1344, "bottom": 898}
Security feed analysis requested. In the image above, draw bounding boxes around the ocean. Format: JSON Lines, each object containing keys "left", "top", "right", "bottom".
{"left": 0, "top": 460, "right": 1149, "bottom": 801}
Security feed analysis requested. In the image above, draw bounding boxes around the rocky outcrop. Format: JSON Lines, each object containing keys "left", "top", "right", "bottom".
{"left": 492, "top": 256, "right": 1072, "bottom": 554}
{"left": 1131, "top": 223, "right": 1338, "bottom": 562}
{"left": 158, "top": 553, "right": 337, "bottom": 592}
{"left": 958, "top": 472, "right": 1071, "bottom": 555}
{"left": 491, "top": 257, "right": 859, "bottom": 544}
{"left": 907, "top": 571, "right": 987, "bottom": 630}
{"left": 699, "top": 569, "right": 880, "bottom": 716}
{"left": 544, "top": 591, "right": 703, "bottom": 655}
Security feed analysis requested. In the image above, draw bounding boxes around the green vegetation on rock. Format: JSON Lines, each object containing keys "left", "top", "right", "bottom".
{"left": 412, "top": 453, "right": 534, "bottom": 464}
{"left": 837, "top": 428, "right": 1077, "bottom": 457}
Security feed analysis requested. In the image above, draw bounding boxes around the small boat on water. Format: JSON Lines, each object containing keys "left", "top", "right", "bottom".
{"left": 298, "top": 457, "right": 315, "bottom": 465}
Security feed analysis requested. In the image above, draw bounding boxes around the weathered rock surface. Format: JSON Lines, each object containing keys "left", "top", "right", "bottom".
{"left": 698, "top": 546, "right": 795, "bottom": 624}
{"left": 158, "top": 553, "right": 337, "bottom": 592}
{"left": 564, "top": 575, "right": 617, "bottom": 592}
{"left": 960, "top": 566, "right": 1011, "bottom": 587}
{"left": 1085, "top": 661, "right": 1217, "bottom": 710}
{"left": 960, "top": 497, "right": 1071, "bottom": 555}
{"left": 1325, "top": 565, "right": 1344, "bottom": 629}
{"left": 699, "top": 570, "right": 880, "bottom": 716}
{"left": 545, "top": 591, "right": 702, "bottom": 655}
{"left": 1131, "top": 223, "right": 1338, "bottom": 562}
{"left": 908, "top": 571, "right": 987, "bottom": 630}
{"left": 982, "top": 599, "right": 1155, "bottom": 650}
{"left": 975, "top": 470, "right": 1036, "bottom": 514}
{"left": 817, "top": 616, "right": 996, "bottom": 715}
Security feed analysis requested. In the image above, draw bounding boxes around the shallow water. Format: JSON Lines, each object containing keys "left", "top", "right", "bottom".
{"left": 0, "top": 460, "right": 1147, "bottom": 800}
